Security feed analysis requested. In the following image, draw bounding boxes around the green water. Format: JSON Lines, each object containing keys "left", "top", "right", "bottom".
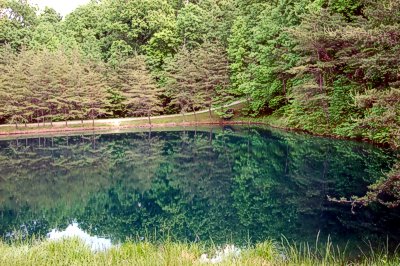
{"left": 0, "top": 126, "right": 399, "bottom": 250}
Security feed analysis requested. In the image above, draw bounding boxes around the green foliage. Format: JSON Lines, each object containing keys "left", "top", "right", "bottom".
{"left": 38, "top": 7, "right": 62, "bottom": 24}
{"left": 0, "top": 0, "right": 400, "bottom": 146}
{"left": 108, "top": 40, "right": 133, "bottom": 67}
{"left": 115, "top": 55, "right": 163, "bottom": 123}
{"left": 0, "top": 0, "right": 38, "bottom": 50}
{"left": 0, "top": 48, "right": 110, "bottom": 126}
{"left": 166, "top": 41, "right": 230, "bottom": 118}
{"left": 324, "top": 0, "right": 363, "bottom": 20}
{"left": 176, "top": 3, "right": 207, "bottom": 50}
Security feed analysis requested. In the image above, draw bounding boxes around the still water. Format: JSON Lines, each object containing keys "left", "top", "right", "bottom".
{"left": 0, "top": 126, "right": 399, "bottom": 250}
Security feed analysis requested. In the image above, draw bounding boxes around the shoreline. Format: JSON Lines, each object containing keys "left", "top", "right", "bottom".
{"left": 264, "top": 123, "right": 397, "bottom": 150}
{"left": 0, "top": 119, "right": 397, "bottom": 150}
{"left": 0, "top": 121, "right": 256, "bottom": 137}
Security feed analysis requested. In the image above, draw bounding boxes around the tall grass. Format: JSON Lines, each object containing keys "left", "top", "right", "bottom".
{"left": 0, "top": 237, "right": 399, "bottom": 265}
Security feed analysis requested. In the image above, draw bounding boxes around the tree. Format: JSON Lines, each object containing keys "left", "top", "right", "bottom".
{"left": 29, "top": 22, "right": 61, "bottom": 51}
{"left": 166, "top": 48, "right": 203, "bottom": 121}
{"left": 0, "top": 0, "right": 38, "bottom": 50}
{"left": 62, "top": 1, "right": 103, "bottom": 60}
{"left": 0, "top": 45, "right": 15, "bottom": 124}
{"left": 227, "top": 16, "right": 252, "bottom": 104}
{"left": 2, "top": 47, "right": 36, "bottom": 128}
{"left": 196, "top": 41, "right": 230, "bottom": 118}
{"left": 100, "top": 0, "right": 176, "bottom": 59}
{"left": 288, "top": 10, "right": 348, "bottom": 130}
{"left": 117, "top": 55, "right": 163, "bottom": 125}
{"left": 176, "top": 3, "right": 207, "bottom": 50}
{"left": 166, "top": 42, "right": 230, "bottom": 121}
{"left": 39, "top": 6, "right": 62, "bottom": 24}
{"left": 81, "top": 61, "right": 109, "bottom": 127}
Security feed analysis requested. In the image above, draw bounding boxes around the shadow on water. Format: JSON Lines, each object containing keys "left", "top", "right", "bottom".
{"left": 0, "top": 126, "right": 399, "bottom": 255}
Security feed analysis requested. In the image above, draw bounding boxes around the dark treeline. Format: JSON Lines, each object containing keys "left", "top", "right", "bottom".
{"left": 0, "top": 0, "right": 399, "bottom": 146}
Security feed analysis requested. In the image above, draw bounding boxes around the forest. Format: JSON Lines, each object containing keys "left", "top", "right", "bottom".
{"left": 0, "top": 0, "right": 400, "bottom": 148}
{"left": 0, "top": 0, "right": 399, "bottom": 147}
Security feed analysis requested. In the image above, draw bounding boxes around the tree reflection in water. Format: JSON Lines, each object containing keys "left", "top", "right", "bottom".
{"left": 0, "top": 126, "right": 399, "bottom": 252}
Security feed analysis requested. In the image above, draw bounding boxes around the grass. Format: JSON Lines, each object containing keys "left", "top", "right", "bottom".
{"left": 232, "top": 111, "right": 288, "bottom": 129}
{"left": 1, "top": 237, "right": 399, "bottom": 266}
{"left": 120, "top": 112, "right": 222, "bottom": 127}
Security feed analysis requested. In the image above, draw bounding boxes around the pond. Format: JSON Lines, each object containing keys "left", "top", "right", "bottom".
{"left": 0, "top": 126, "right": 399, "bottom": 252}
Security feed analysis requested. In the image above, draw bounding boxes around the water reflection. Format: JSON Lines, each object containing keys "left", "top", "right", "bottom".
{"left": 48, "top": 223, "right": 112, "bottom": 252}
{"left": 0, "top": 126, "right": 398, "bottom": 250}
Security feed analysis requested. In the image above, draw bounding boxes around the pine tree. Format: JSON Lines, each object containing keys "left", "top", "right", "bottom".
{"left": 289, "top": 10, "right": 347, "bottom": 129}
{"left": 47, "top": 50, "right": 78, "bottom": 126}
{"left": 81, "top": 61, "right": 109, "bottom": 127}
{"left": 0, "top": 45, "right": 15, "bottom": 124}
{"left": 118, "top": 55, "right": 163, "bottom": 125}
{"left": 196, "top": 41, "right": 230, "bottom": 118}
{"left": 68, "top": 49, "right": 87, "bottom": 123}
{"left": 29, "top": 49, "right": 54, "bottom": 126}
{"left": 4, "top": 48, "right": 34, "bottom": 128}
{"left": 166, "top": 48, "right": 203, "bottom": 122}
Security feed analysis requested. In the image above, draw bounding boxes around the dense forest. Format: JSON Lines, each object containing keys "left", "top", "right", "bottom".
{"left": 0, "top": 0, "right": 399, "bottom": 147}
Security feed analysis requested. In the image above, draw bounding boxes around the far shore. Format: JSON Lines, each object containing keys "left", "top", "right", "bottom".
{"left": 0, "top": 120, "right": 257, "bottom": 139}
{"left": 0, "top": 100, "right": 249, "bottom": 138}
{"left": 1, "top": 117, "right": 397, "bottom": 150}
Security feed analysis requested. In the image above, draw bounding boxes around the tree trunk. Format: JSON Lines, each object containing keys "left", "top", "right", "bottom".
{"left": 193, "top": 108, "right": 197, "bottom": 123}
{"left": 50, "top": 109, "right": 53, "bottom": 127}
{"left": 283, "top": 79, "right": 288, "bottom": 103}
{"left": 319, "top": 72, "right": 330, "bottom": 126}
{"left": 92, "top": 118, "right": 95, "bottom": 128}
{"left": 148, "top": 112, "right": 151, "bottom": 126}
{"left": 208, "top": 98, "right": 213, "bottom": 119}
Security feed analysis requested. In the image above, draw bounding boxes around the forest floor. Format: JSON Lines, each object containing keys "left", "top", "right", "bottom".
{"left": 0, "top": 101, "right": 247, "bottom": 138}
